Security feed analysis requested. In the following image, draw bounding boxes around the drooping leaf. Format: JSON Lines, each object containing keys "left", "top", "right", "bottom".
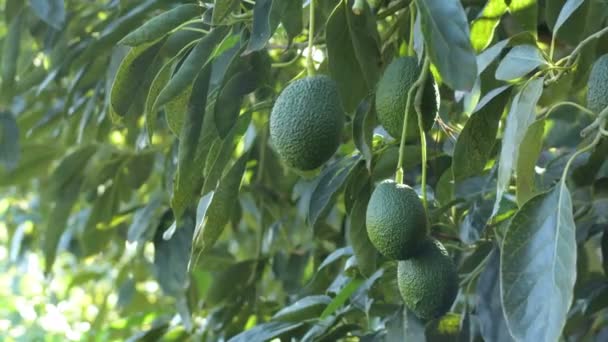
{"left": 228, "top": 321, "right": 304, "bottom": 342}
{"left": 453, "top": 86, "right": 511, "bottom": 182}
{"left": 516, "top": 119, "right": 546, "bottom": 206}
{"left": 212, "top": 0, "right": 239, "bottom": 24}
{"left": 153, "top": 26, "right": 228, "bottom": 110}
{"left": 415, "top": 0, "right": 477, "bottom": 90}
{"left": 272, "top": 295, "right": 332, "bottom": 322}
{"left": 1, "top": 10, "right": 23, "bottom": 98}
{"left": 352, "top": 98, "right": 375, "bottom": 170}
{"left": 470, "top": 0, "right": 508, "bottom": 52}
{"left": 508, "top": 0, "right": 538, "bottom": 35}
{"left": 308, "top": 156, "right": 360, "bottom": 226}
{"left": 320, "top": 277, "right": 363, "bottom": 319}
{"left": 171, "top": 66, "right": 213, "bottom": 219}
{"left": 120, "top": 4, "right": 202, "bottom": 46}
{"left": 28, "top": 0, "right": 66, "bottom": 29}
{"left": 245, "top": 0, "right": 273, "bottom": 53}
{"left": 281, "top": 0, "right": 303, "bottom": 41}
{"left": 553, "top": 0, "right": 586, "bottom": 35}
{"left": 494, "top": 78, "right": 544, "bottom": 215}
{"left": 385, "top": 307, "right": 427, "bottom": 342}
{"left": 195, "top": 154, "right": 248, "bottom": 252}
{"left": 346, "top": 183, "right": 377, "bottom": 277}
{"left": 214, "top": 69, "right": 260, "bottom": 137}
{"left": 476, "top": 246, "right": 514, "bottom": 342}
{"left": 128, "top": 196, "right": 165, "bottom": 244}
{"left": 326, "top": 0, "right": 382, "bottom": 113}
{"left": 0, "top": 111, "right": 19, "bottom": 171}
{"left": 495, "top": 45, "right": 547, "bottom": 81}
{"left": 501, "top": 184, "right": 577, "bottom": 342}
{"left": 110, "top": 39, "right": 166, "bottom": 120}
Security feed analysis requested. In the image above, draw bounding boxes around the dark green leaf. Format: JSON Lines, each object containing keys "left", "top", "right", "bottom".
{"left": 154, "top": 26, "right": 228, "bottom": 110}
{"left": 195, "top": 154, "right": 247, "bottom": 252}
{"left": 245, "top": 0, "right": 273, "bottom": 53}
{"left": 501, "top": 184, "right": 576, "bottom": 342}
{"left": 281, "top": 0, "right": 303, "bottom": 41}
{"left": 453, "top": 86, "right": 510, "bottom": 182}
{"left": 128, "top": 196, "right": 165, "bottom": 243}
{"left": 214, "top": 70, "right": 258, "bottom": 137}
{"left": 171, "top": 66, "right": 213, "bottom": 219}
{"left": 346, "top": 184, "right": 377, "bottom": 277}
{"left": 415, "top": 0, "right": 477, "bottom": 90}
{"left": 308, "top": 156, "right": 360, "bottom": 226}
{"left": 495, "top": 45, "right": 547, "bottom": 81}
{"left": 494, "top": 78, "right": 544, "bottom": 215}
{"left": 476, "top": 246, "right": 514, "bottom": 342}
{"left": 272, "top": 295, "right": 332, "bottom": 322}
{"left": 110, "top": 40, "right": 165, "bottom": 120}
{"left": 228, "top": 321, "right": 304, "bottom": 342}
{"left": 28, "top": 0, "right": 65, "bottom": 29}
{"left": 516, "top": 119, "right": 546, "bottom": 205}
{"left": 509, "top": 0, "right": 538, "bottom": 35}
{"left": 0, "top": 111, "right": 19, "bottom": 171}
{"left": 120, "top": 4, "right": 202, "bottom": 46}
{"left": 326, "top": 0, "right": 382, "bottom": 113}
{"left": 320, "top": 277, "right": 363, "bottom": 319}
{"left": 602, "top": 230, "right": 608, "bottom": 276}
{"left": 1, "top": 10, "right": 23, "bottom": 98}
{"left": 352, "top": 98, "right": 375, "bottom": 170}
{"left": 212, "top": 0, "right": 239, "bottom": 24}
{"left": 385, "top": 307, "right": 427, "bottom": 342}
{"left": 553, "top": 0, "right": 585, "bottom": 34}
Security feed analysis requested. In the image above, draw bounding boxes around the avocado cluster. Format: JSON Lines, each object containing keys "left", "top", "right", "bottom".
{"left": 375, "top": 57, "right": 439, "bottom": 140}
{"left": 270, "top": 75, "right": 344, "bottom": 170}
{"left": 587, "top": 54, "right": 608, "bottom": 115}
{"left": 366, "top": 180, "right": 457, "bottom": 320}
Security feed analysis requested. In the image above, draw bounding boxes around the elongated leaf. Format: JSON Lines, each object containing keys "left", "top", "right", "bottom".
{"left": 386, "top": 307, "right": 427, "bottom": 342}
{"left": 415, "top": 0, "right": 477, "bottom": 90}
{"left": 228, "top": 322, "right": 304, "bottom": 342}
{"left": 212, "top": 0, "right": 239, "bottom": 24}
{"left": 154, "top": 26, "right": 228, "bottom": 110}
{"left": 281, "top": 0, "right": 303, "bottom": 40}
{"left": 352, "top": 99, "right": 374, "bottom": 170}
{"left": 128, "top": 196, "right": 165, "bottom": 243}
{"left": 111, "top": 40, "right": 165, "bottom": 120}
{"left": 501, "top": 184, "right": 576, "bottom": 342}
{"left": 470, "top": 0, "right": 508, "bottom": 52}
{"left": 346, "top": 183, "right": 377, "bottom": 277}
{"left": 1, "top": 10, "right": 23, "bottom": 96}
{"left": 120, "top": 4, "right": 202, "bottom": 46}
{"left": 214, "top": 70, "right": 258, "bottom": 137}
{"left": 0, "top": 111, "right": 19, "bottom": 170}
{"left": 477, "top": 39, "right": 509, "bottom": 74}
{"left": 494, "top": 78, "right": 544, "bottom": 215}
{"left": 554, "top": 0, "right": 585, "bottom": 34}
{"left": 509, "top": 0, "right": 538, "bottom": 35}
{"left": 171, "top": 66, "right": 213, "bottom": 219}
{"left": 516, "top": 119, "right": 546, "bottom": 205}
{"left": 195, "top": 154, "right": 247, "bottom": 252}
{"left": 495, "top": 45, "right": 547, "bottom": 81}
{"left": 326, "top": 0, "right": 382, "bottom": 113}
{"left": 453, "top": 86, "right": 510, "bottom": 181}
{"left": 320, "top": 277, "right": 363, "bottom": 319}
{"left": 476, "top": 247, "right": 514, "bottom": 342}
{"left": 272, "top": 295, "right": 332, "bottom": 322}
{"left": 245, "top": 0, "right": 273, "bottom": 53}
{"left": 28, "top": 0, "right": 65, "bottom": 29}
{"left": 308, "top": 156, "right": 360, "bottom": 226}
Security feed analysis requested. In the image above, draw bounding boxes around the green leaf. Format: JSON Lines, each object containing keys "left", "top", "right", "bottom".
{"left": 272, "top": 295, "right": 332, "bottom": 322}
{"left": 28, "top": 0, "right": 65, "bottom": 29}
{"left": 516, "top": 119, "right": 546, "bottom": 206}
{"left": 212, "top": 0, "right": 239, "bottom": 24}
{"left": 320, "top": 277, "right": 363, "bottom": 319}
{"left": 120, "top": 4, "right": 202, "bottom": 46}
{"left": 1, "top": 10, "right": 23, "bottom": 98}
{"left": 0, "top": 111, "right": 19, "bottom": 171}
{"left": 470, "top": 0, "right": 508, "bottom": 52}
{"left": 495, "top": 45, "right": 547, "bottom": 81}
{"left": 385, "top": 307, "right": 427, "bottom": 342}
{"left": 154, "top": 26, "right": 228, "bottom": 110}
{"left": 508, "top": 0, "right": 538, "bottom": 36}
{"left": 281, "top": 0, "right": 303, "bottom": 41}
{"left": 476, "top": 246, "right": 514, "bottom": 342}
{"left": 477, "top": 39, "right": 509, "bottom": 74}
{"left": 501, "top": 184, "right": 576, "bottom": 342}
{"left": 110, "top": 40, "right": 165, "bottom": 120}
{"left": 128, "top": 196, "right": 165, "bottom": 243}
{"left": 553, "top": 0, "right": 585, "bottom": 35}
{"left": 452, "top": 86, "right": 510, "bottom": 181}
{"left": 415, "top": 0, "right": 477, "bottom": 91}
{"left": 164, "top": 84, "right": 192, "bottom": 137}
{"left": 171, "top": 66, "right": 213, "bottom": 219}
{"left": 245, "top": 0, "right": 273, "bottom": 53}
{"left": 195, "top": 154, "right": 247, "bottom": 252}
{"left": 352, "top": 98, "right": 375, "bottom": 170}
{"left": 153, "top": 211, "right": 195, "bottom": 297}
{"left": 206, "top": 260, "right": 257, "bottom": 305}
{"left": 346, "top": 184, "right": 377, "bottom": 277}
{"left": 214, "top": 70, "right": 258, "bottom": 137}
{"left": 308, "top": 156, "right": 360, "bottom": 226}
{"left": 326, "top": 0, "right": 382, "bottom": 113}
{"left": 494, "top": 78, "right": 544, "bottom": 215}
{"left": 228, "top": 322, "right": 304, "bottom": 342}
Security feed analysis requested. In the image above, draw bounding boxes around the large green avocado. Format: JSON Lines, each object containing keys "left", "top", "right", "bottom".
{"left": 375, "top": 56, "right": 439, "bottom": 140}
{"left": 397, "top": 238, "right": 458, "bottom": 320}
{"left": 587, "top": 54, "right": 608, "bottom": 114}
{"left": 365, "top": 179, "right": 427, "bottom": 260}
{"left": 270, "top": 75, "right": 344, "bottom": 170}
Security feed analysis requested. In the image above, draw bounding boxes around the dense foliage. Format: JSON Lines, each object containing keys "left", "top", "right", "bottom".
{"left": 1, "top": 0, "right": 608, "bottom": 341}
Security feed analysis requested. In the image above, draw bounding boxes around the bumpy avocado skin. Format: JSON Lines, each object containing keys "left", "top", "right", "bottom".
{"left": 365, "top": 180, "right": 428, "bottom": 260}
{"left": 270, "top": 75, "right": 345, "bottom": 170}
{"left": 397, "top": 238, "right": 458, "bottom": 320}
{"left": 375, "top": 57, "right": 439, "bottom": 140}
{"left": 587, "top": 54, "right": 608, "bottom": 114}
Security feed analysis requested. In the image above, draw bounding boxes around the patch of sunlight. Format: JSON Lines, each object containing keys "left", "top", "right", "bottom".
{"left": 97, "top": 12, "right": 108, "bottom": 20}
{"left": 39, "top": 304, "right": 71, "bottom": 334}
{"left": 15, "top": 297, "right": 37, "bottom": 322}
{"left": 110, "top": 131, "right": 125, "bottom": 145}
{"left": 244, "top": 315, "right": 257, "bottom": 330}
{"left": 437, "top": 313, "right": 460, "bottom": 334}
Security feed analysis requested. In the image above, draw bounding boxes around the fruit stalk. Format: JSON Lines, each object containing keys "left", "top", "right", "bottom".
{"left": 307, "top": 0, "right": 316, "bottom": 76}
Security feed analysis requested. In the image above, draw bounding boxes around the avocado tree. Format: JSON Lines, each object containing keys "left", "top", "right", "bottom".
{"left": 1, "top": 0, "right": 608, "bottom": 340}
